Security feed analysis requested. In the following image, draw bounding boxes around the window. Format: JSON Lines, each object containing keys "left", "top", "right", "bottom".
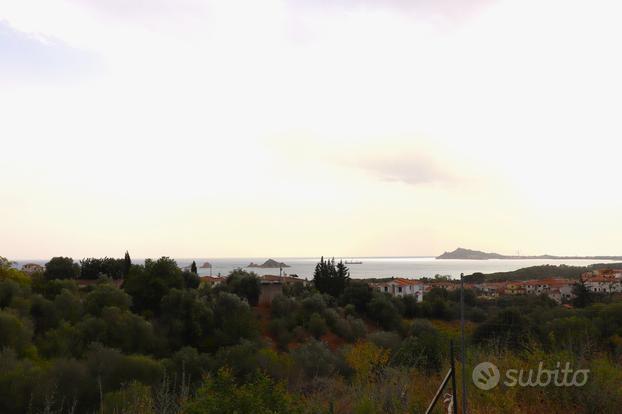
{"left": 398, "top": 287, "right": 402, "bottom": 293}
{"left": 384, "top": 286, "right": 388, "bottom": 292}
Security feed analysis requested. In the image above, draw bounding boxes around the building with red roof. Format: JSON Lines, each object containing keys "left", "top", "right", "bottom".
{"left": 374, "top": 278, "right": 424, "bottom": 302}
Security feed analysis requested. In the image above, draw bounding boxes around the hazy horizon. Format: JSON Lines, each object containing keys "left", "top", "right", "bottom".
{"left": 9, "top": 249, "right": 622, "bottom": 263}
{"left": 3, "top": 0, "right": 622, "bottom": 259}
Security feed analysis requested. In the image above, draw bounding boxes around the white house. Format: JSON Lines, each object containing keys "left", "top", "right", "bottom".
{"left": 547, "top": 284, "right": 575, "bottom": 304}
{"left": 584, "top": 276, "right": 622, "bottom": 294}
{"left": 523, "top": 280, "right": 551, "bottom": 295}
{"left": 374, "top": 278, "right": 424, "bottom": 302}
{"left": 21, "top": 263, "right": 44, "bottom": 274}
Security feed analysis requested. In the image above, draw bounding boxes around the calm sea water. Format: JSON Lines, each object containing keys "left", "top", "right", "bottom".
{"left": 177, "top": 257, "right": 618, "bottom": 280}
{"left": 17, "top": 257, "right": 617, "bottom": 280}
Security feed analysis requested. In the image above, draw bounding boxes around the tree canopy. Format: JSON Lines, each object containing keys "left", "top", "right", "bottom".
{"left": 44, "top": 257, "right": 80, "bottom": 280}
{"left": 312, "top": 257, "right": 350, "bottom": 298}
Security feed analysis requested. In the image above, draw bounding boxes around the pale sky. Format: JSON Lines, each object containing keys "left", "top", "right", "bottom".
{"left": 1, "top": 0, "right": 621, "bottom": 259}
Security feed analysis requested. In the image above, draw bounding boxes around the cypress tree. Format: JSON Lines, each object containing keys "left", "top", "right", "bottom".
{"left": 123, "top": 251, "right": 132, "bottom": 276}
{"left": 313, "top": 257, "right": 349, "bottom": 297}
{"left": 191, "top": 260, "right": 198, "bottom": 274}
{"left": 335, "top": 260, "right": 350, "bottom": 296}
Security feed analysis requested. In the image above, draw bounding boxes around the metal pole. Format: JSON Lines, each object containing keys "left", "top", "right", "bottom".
{"left": 425, "top": 341, "right": 458, "bottom": 414}
{"left": 450, "top": 340, "right": 458, "bottom": 414}
{"left": 460, "top": 273, "right": 467, "bottom": 414}
{"left": 424, "top": 368, "right": 453, "bottom": 414}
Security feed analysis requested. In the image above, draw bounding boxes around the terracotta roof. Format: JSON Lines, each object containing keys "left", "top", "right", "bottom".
{"left": 393, "top": 278, "right": 424, "bottom": 286}
{"left": 199, "top": 276, "right": 224, "bottom": 283}
{"left": 546, "top": 278, "right": 576, "bottom": 287}
{"left": 585, "top": 275, "right": 618, "bottom": 283}
{"left": 260, "top": 275, "right": 307, "bottom": 283}
{"left": 483, "top": 282, "right": 508, "bottom": 288}
{"left": 524, "top": 279, "right": 551, "bottom": 286}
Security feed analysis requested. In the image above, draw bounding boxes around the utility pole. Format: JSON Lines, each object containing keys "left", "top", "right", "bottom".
{"left": 460, "top": 273, "right": 467, "bottom": 414}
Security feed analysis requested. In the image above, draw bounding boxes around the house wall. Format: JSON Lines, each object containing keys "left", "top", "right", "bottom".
{"left": 259, "top": 283, "right": 283, "bottom": 305}
{"left": 376, "top": 282, "right": 423, "bottom": 302}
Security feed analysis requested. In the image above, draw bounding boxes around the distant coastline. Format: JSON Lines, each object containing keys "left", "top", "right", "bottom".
{"left": 437, "top": 247, "right": 622, "bottom": 261}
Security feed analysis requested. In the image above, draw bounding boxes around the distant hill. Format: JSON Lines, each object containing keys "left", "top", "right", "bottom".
{"left": 437, "top": 247, "right": 622, "bottom": 261}
{"left": 248, "top": 259, "right": 290, "bottom": 269}
{"left": 463, "top": 262, "right": 622, "bottom": 282}
{"left": 437, "top": 248, "right": 505, "bottom": 260}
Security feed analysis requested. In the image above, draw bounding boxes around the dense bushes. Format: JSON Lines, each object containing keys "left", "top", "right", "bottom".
{"left": 44, "top": 256, "right": 80, "bottom": 280}
{"left": 0, "top": 256, "right": 271, "bottom": 413}
{"left": 184, "top": 369, "right": 300, "bottom": 414}
{"left": 473, "top": 308, "right": 532, "bottom": 350}
{"left": 123, "top": 257, "right": 185, "bottom": 315}
{"left": 85, "top": 284, "right": 132, "bottom": 315}
{"left": 222, "top": 269, "right": 261, "bottom": 306}
{"left": 80, "top": 257, "right": 126, "bottom": 280}
{"left": 393, "top": 320, "right": 443, "bottom": 372}
{"left": 366, "top": 294, "right": 401, "bottom": 330}
{"left": 291, "top": 340, "right": 340, "bottom": 378}
{"left": 159, "top": 289, "right": 214, "bottom": 351}
{"left": 0, "top": 310, "right": 32, "bottom": 356}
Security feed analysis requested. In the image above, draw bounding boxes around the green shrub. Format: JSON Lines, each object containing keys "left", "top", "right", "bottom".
{"left": 368, "top": 331, "right": 401, "bottom": 352}
{"left": 301, "top": 294, "right": 327, "bottom": 317}
{"left": 269, "top": 317, "right": 294, "bottom": 350}
{"left": 212, "top": 292, "right": 258, "bottom": 348}
{"left": 366, "top": 294, "right": 400, "bottom": 331}
{"left": 0, "top": 310, "right": 32, "bottom": 355}
{"left": 103, "top": 381, "right": 153, "bottom": 414}
{"left": 308, "top": 313, "right": 327, "bottom": 339}
{"left": 224, "top": 269, "right": 261, "bottom": 306}
{"left": 291, "top": 340, "right": 338, "bottom": 378}
{"left": 85, "top": 284, "right": 132, "bottom": 316}
{"left": 183, "top": 368, "right": 300, "bottom": 414}
{"left": 272, "top": 295, "right": 297, "bottom": 318}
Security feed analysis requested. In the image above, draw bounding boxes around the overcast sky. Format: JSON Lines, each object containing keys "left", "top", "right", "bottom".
{"left": 1, "top": 0, "right": 621, "bottom": 259}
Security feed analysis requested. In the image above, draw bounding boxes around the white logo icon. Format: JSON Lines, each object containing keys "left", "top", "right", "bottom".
{"left": 472, "top": 362, "right": 500, "bottom": 390}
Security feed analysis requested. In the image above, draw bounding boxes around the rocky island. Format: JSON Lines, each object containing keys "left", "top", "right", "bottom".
{"left": 247, "top": 259, "right": 290, "bottom": 268}
{"left": 437, "top": 247, "right": 622, "bottom": 261}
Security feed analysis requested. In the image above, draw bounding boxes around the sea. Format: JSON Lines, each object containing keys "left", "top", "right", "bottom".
{"left": 172, "top": 257, "right": 618, "bottom": 280}
{"left": 15, "top": 257, "right": 618, "bottom": 280}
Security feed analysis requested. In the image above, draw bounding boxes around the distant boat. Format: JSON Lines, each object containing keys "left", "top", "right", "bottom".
{"left": 344, "top": 260, "right": 363, "bottom": 265}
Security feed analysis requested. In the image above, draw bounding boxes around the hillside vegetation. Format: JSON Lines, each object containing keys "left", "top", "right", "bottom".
{"left": 465, "top": 262, "right": 622, "bottom": 282}
{"left": 0, "top": 256, "right": 621, "bottom": 413}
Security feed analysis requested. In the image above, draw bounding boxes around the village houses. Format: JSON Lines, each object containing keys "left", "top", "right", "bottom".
{"left": 198, "top": 268, "right": 622, "bottom": 306}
